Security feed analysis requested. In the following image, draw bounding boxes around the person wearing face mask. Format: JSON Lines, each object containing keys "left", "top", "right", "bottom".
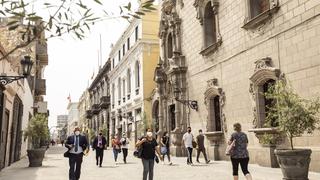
{"left": 160, "top": 131, "right": 172, "bottom": 165}
{"left": 182, "top": 127, "right": 194, "bottom": 165}
{"left": 92, "top": 131, "right": 107, "bottom": 167}
{"left": 65, "top": 127, "right": 89, "bottom": 180}
{"left": 120, "top": 132, "right": 130, "bottom": 164}
{"left": 196, "top": 129, "right": 210, "bottom": 164}
{"left": 111, "top": 135, "right": 121, "bottom": 165}
{"left": 136, "top": 128, "right": 163, "bottom": 180}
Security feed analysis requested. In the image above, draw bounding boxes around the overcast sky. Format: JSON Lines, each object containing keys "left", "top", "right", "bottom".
{"left": 44, "top": 0, "right": 141, "bottom": 128}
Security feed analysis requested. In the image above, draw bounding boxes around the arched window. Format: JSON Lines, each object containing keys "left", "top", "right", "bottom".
{"left": 135, "top": 61, "right": 140, "bottom": 88}
{"left": 204, "top": 2, "right": 216, "bottom": 48}
{"left": 127, "top": 69, "right": 131, "bottom": 93}
{"left": 167, "top": 33, "right": 173, "bottom": 58}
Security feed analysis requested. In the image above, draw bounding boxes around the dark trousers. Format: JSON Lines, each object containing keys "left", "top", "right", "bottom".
{"left": 95, "top": 148, "right": 104, "bottom": 166}
{"left": 186, "top": 147, "right": 193, "bottom": 164}
{"left": 142, "top": 158, "right": 155, "bottom": 180}
{"left": 196, "top": 148, "right": 208, "bottom": 161}
{"left": 69, "top": 153, "right": 83, "bottom": 180}
{"left": 231, "top": 157, "right": 250, "bottom": 176}
{"left": 122, "top": 148, "right": 128, "bottom": 163}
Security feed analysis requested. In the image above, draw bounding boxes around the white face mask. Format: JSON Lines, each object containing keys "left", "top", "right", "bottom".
{"left": 75, "top": 131, "right": 80, "bottom": 136}
{"left": 147, "top": 132, "right": 153, "bottom": 137}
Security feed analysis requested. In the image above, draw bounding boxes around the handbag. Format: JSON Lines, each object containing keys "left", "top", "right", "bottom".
{"left": 63, "top": 150, "right": 70, "bottom": 158}
{"left": 160, "top": 146, "right": 167, "bottom": 155}
{"left": 133, "top": 147, "right": 143, "bottom": 158}
{"left": 154, "top": 155, "right": 159, "bottom": 163}
{"left": 225, "top": 140, "right": 236, "bottom": 156}
{"left": 192, "top": 140, "right": 197, "bottom": 148}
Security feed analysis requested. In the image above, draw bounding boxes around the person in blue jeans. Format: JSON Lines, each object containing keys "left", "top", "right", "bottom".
{"left": 136, "top": 128, "right": 163, "bottom": 180}
{"left": 111, "top": 135, "right": 121, "bottom": 165}
{"left": 228, "top": 123, "right": 253, "bottom": 180}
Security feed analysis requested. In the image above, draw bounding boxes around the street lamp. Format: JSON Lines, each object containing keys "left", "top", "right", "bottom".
{"left": 174, "top": 87, "right": 198, "bottom": 111}
{"left": 0, "top": 55, "right": 33, "bottom": 85}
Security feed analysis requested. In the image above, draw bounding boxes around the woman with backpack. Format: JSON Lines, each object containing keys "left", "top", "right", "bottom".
{"left": 120, "top": 132, "right": 130, "bottom": 164}
{"left": 136, "top": 128, "right": 163, "bottom": 180}
{"left": 111, "top": 135, "right": 121, "bottom": 165}
{"left": 160, "top": 131, "right": 172, "bottom": 165}
{"left": 228, "top": 123, "right": 252, "bottom": 180}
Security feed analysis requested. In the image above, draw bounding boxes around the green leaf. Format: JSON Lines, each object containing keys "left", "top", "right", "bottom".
{"left": 64, "top": 12, "right": 68, "bottom": 20}
{"left": 0, "top": 10, "right": 5, "bottom": 16}
{"left": 8, "top": 24, "right": 19, "bottom": 30}
{"left": 93, "top": 0, "right": 102, "bottom": 5}
{"left": 6, "top": 20, "right": 19, "bottom": 26}
{"left": 135, "top": 11, "right": 145, "bottom": 16}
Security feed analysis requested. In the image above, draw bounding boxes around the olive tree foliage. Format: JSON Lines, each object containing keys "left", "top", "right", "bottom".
{"left": 0, "top": 0, "right": 156, "bottom": 60}
{"left": 264, "top": 79, "right": 320, "bottom": 150}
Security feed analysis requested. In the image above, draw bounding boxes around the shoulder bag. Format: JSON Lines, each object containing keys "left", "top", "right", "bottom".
{"left": 225, "top": 139, "right": 236, "bottom": 156}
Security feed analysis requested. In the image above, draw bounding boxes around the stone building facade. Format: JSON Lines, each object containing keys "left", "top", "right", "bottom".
{"left": 153, "top": 0, "right": 320, "bottom": 171}
{"left": 0, "top": 18, "right": 48, "bottom": 170}
{"left": 108, "top": 6, "right": 159, "bottom": 148}
{"left": 67, "top": 102, "right": 79, "bottom": 135}
{"left": 86, "top": 61, "right": 111, "bottom": 145}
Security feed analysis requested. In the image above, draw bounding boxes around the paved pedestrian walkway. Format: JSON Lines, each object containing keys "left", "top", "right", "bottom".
{"left": 1, "top": 146, "right": 320, "bottom": 180}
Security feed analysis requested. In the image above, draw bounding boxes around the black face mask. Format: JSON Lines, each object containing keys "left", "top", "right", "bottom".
{"left": 99, "top": 133, "right": 102, "bottom": 136}
{"left": 188, "top": 130, "right": 191, "bottom": 133}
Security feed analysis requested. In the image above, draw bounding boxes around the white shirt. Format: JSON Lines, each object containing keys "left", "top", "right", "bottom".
{"left": 69, "top": 135, "right": 83, "bottom": 154}
{"left": 183, "top": 132, "right": 194, "bottom": 148}
{"left": 120, "top": 137, "right": 130, "bottom": 149}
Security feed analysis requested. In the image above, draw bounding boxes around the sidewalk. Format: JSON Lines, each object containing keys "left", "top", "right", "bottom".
{"left": 1, "top": 146, "right": 320, "bottom": 180}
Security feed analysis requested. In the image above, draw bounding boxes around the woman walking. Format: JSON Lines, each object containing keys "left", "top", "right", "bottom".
{"left": 160, "top": 131, "right": 172, "bottom": 165}
{"left": 111, "top": 135, "right": 121, "bottom": 165}
{"left": 136, "top": 128, "right": 162, "bottom": 180}
{"left": 228, "top": 123, "right": 252, "bottom": 180}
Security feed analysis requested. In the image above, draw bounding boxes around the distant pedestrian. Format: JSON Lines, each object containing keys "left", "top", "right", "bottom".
{"left": 228, "top": 123, "right": 252, "bottom": 180}
{"left": 65, "top": 127, "right": 89, "bottom": 180}
{"left": 111, "top": 135, "right": 121, "bottom": 165}
{"left": 120, "top": 133, "right": 130, "bottom": 164}
{"left": 51, "top": 139, "right": 55, "bottom": 146}
{"left": 92, "top": 132, "right": 107, "bottom": 167}
{"left": 136, "top": 128, "right": 162, "bottom": 180}
{"left": 61, "top": 139, "right": 64, "bottom": 146}
{"left": 182, "top": 127, "right": 194, "bottom": 165}
{"left": 196, "top": 129, "right": 210, "bottom": 164}
{"left": 160, "top": 131, "right": 172, "bottom": 165}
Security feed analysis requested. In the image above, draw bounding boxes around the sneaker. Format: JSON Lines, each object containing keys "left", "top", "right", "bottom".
{"left": 169, "top": 162, "right": 173, "bottom": 165}
{"left": 99, "top": 165, "right": 102, "bottom": 167}
{"left": 196, "top": 160, "right": 200, "bottom": 163}
{"left": 190, "top": 163, "right": 194, "bottom": 166}
{"left": 206, "top": 160, "right": 211, "bottom": 164}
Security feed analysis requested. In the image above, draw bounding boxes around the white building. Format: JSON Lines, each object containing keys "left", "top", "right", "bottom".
{"left": 67, "top": 102, "right": 79, "bottom": 135}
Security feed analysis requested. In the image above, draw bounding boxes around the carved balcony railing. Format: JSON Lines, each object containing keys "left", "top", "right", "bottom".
{"left": 100, "top": 96, "right": 110, "bottom": 109}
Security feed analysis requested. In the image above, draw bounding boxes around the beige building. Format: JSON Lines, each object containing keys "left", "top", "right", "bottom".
{"left": 78, "top": 90, "right": 90, "bottom": 132}
{"left": 0, "top": 18, "right": 48, "bottom": 170}
{"left": 108, "top": 5, "right": 159, "bottom": 148}
{"left": 67, "top": 102, "right": 79, "bottom": 135}
{"left": 153, "top": 0, "right": 320, "bottom": 171}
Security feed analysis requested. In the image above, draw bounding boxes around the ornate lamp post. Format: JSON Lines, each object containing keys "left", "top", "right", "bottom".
{"left": 0, "top": 56, "right": 33, "bottom": 85}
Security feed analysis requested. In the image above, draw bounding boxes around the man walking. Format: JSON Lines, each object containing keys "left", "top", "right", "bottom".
{"left": 120, "top": 133, "right": 130, "bottom": 164}
{"left": 182, "top": 127, "right": 194, "bottom": 165}
{"left": 92, "top": 132, "right": 107, "bottom": 167}
{"left": 196, "top": 129, "right": 210, "bottom": 164}
{"left": 65, "top": 127, "right": 89, "bottom": 180}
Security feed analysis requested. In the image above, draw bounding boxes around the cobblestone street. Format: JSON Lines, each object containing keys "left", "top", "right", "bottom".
{"left": 0, "top": 146, "right": 319, "bottom": 180}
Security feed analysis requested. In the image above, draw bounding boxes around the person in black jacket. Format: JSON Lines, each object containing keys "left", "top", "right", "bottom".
{"left": 92, "top": 132, "right": 107, "bottom": 167}
{"left": 65, "top": 127, "right": 89, "bottom": 180}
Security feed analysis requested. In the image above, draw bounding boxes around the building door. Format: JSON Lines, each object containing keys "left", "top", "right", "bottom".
{"left": 0, "top": 90, "right": 8, "bottom": 170}
{"left": 169, "top": 105, "right": 176, "bottom": 131}
{"left": 9, "top": 95, "right": 23, "bottom": 165}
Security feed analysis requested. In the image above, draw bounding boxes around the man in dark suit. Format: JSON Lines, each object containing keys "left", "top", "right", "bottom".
{"left": 65, "top": 127, "right": 88, "bottom": 180}
{"left": 92, "top": 132, "right": 107, "bottom": 167}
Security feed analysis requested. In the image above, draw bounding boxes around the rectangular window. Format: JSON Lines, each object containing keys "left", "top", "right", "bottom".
{"left": 127, "top": 38, "right": 130, "bottom": 50}
{"left": 118, "top": 50, "right": 121, "bottom": 62}
{"left": 250, "top": 0, "right": 270, "bottom": 19}
{"left": 135, "top": 26, "right": 139, "bottom": 42}
{"left": 123, "top": 44, "right": 125, "bottom": 56}
{"left": 112, "top": 58, "right": 115, "bottom": 68}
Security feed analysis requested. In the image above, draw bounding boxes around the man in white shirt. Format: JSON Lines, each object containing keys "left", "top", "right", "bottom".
{"left": 182, "top": 127, "right": 194, "bottom": 165}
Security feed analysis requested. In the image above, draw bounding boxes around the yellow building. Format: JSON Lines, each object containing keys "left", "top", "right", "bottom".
{"left": 108, "top": 5, "right": 159, "bottom": 147}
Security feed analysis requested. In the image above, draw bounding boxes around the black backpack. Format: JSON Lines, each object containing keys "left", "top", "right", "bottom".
{"left": 122, "top": 138, "right": 127, "bottom": 145}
